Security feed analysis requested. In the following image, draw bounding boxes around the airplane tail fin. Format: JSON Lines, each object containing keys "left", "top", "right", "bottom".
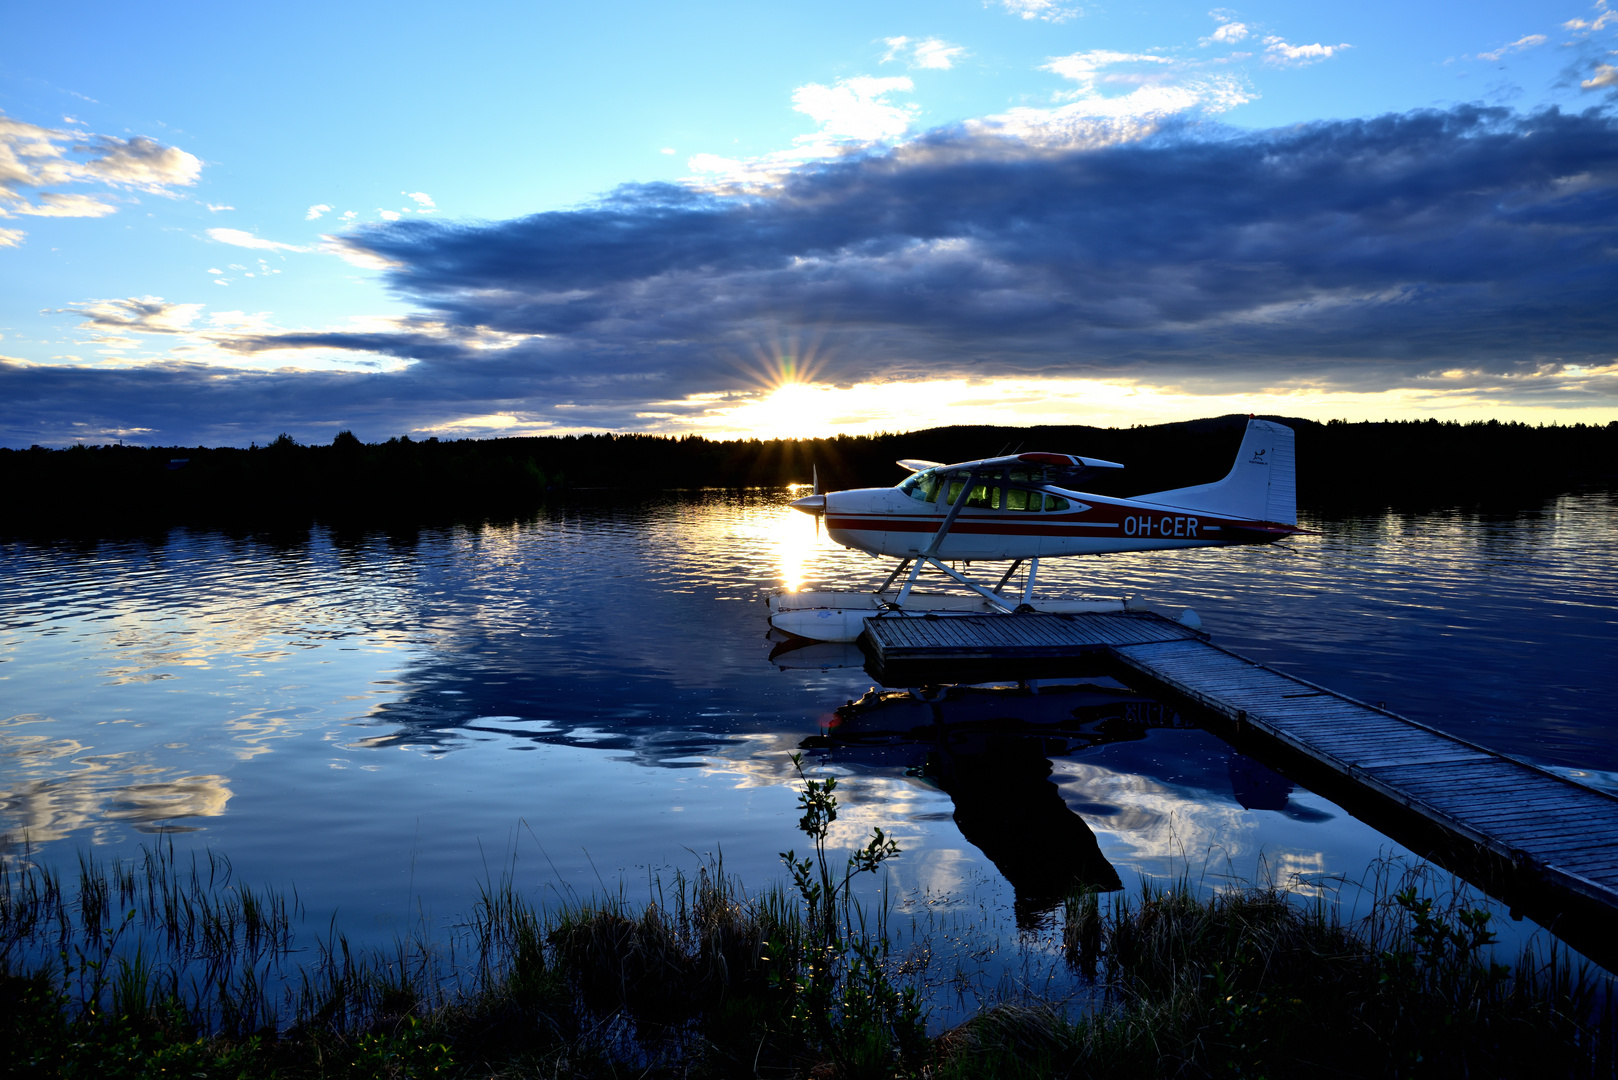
{"left": 1135, "top": 419, "right": 1296, "bottom": 525}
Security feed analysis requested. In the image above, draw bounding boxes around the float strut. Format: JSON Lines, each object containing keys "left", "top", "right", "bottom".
{"left": 875, "top": 559, "right": 912, "bottom": 596}
{"left": 1022, "top": 557, "right": 1040, "bottom": 605}
{"left": 895, "top": 558, "right": 927, "bottom": 606}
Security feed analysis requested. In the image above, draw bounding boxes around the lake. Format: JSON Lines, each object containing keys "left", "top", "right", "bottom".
{"left": 2, "top": 487, "right": 1616, "bottom": 1005}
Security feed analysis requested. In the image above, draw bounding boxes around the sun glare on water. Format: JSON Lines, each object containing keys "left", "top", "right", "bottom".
{"left": 773, "top": 484, "right": 826, "bottom": 592}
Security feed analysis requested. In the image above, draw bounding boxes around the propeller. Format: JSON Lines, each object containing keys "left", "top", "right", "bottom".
{"left": 790, "top": 464, "right": 826, "bottom": 535}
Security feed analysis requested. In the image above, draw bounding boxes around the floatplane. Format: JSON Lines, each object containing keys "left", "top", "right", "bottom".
{"left": 767, "top": 417, "right": 1299, "bottom": 642}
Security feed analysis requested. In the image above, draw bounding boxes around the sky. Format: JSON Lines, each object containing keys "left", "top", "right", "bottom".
{"left": 1, "top": 0, "right": 1615, "bottom": 447}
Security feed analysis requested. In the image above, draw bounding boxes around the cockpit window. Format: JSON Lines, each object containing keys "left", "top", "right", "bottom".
{"left": 899, "top": 469, "right": 941, "bottom": 502}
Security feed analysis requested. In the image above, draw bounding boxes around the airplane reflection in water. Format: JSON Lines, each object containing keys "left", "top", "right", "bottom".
{"left": 803, "top": 679, "right": 1324, "bottom": 928}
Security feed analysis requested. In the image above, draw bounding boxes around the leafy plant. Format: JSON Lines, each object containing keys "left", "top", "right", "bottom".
{"left": 777, "top": 751, "right": 925, "bottom": 1077}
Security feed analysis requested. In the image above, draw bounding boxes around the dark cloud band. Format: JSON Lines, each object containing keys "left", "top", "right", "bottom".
{"left": 7, "top": 104, "right": 1617, "bottom": 445}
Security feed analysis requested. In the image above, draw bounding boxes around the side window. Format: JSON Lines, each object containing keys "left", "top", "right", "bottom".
{"left": 942, "top": 477, "right": 994, "bottom": 507}
{"left": 1044, "top": 494, "right": 1070, "bottom": 512}
{"left": 1003, "top": 487, "right": 1035, "bottom": 512}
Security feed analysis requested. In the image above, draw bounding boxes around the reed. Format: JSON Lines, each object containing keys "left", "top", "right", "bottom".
{"left": 934, "top": 874, "right": 1617, "bottom": 1079}
{"left": 4, "top": 840, "right": 1615, "bottom": 1077}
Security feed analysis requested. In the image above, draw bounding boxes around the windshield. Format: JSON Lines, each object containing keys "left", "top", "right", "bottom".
{"left": 899, "top": 469, "right": 941, "bottom": 502}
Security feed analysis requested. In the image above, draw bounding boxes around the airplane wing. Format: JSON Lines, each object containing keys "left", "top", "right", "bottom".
{"left": 896, "top": 459, "right": 944, "bottom": 473}
{"left": 926, "top": 452, "right": 1126, "bottom": 474}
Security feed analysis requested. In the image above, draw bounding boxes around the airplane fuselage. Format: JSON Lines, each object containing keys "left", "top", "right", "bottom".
{"left": 823, "top": 484, "right": 1290, "bottom": 561}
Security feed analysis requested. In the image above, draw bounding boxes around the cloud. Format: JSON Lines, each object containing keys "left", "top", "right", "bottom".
{"left": 281, "top": 108, "right": 1618, "bottom": 397}
{"left": 1478, "top": 34, "right": 1548, "bottom": 62}
{"left": 1205, "top": 21, "right": 1250, "bottom": 45}
{"left": 0, "top": 111, "right": 199, "bottom": 242}
{"left": 0, "top": 226, "right": 25, "bottom": 248}
{"left": 1586, "top": 64, "right": 1618, "bottom": 89}
{"left": 685, "top": 77, "right": 923, "bottom": 190}
{"left": 206, "top": 203, "right": 234, "bottom": 212}
{"left": 1007, "top": 50, "right": 1252, "bottom": 133}
{"left": 7, "top": 103, "right": 1610, "bottom": 445}
{"left": 994, "top": 0, "right": 1079, "bottom": 24}
{"left": 1263, "top": 37, "right": 1350, "bottom": 66}
{"left": 306, "top": 203, "right": 333, "bottom": 220}
{"left": 79, "top": 134, "right": 201, "bottom": 192}
{"left": 206, "top": 227, "right": 309, "bottom": 252}
{"left": 404, "top": 191, "right": 435, "bottom": 208}
{"left": 318, "top": 234, "right": 400, "bottom": 269}
{"left": 686, "top": 76, "right": 925, "bottom": 191}
{"left": 1044, "top": 50, "right": 1172, "bottom": 92}
{"left": 65, "top": 296, "right": 205, "bottom": 334}
{"left": 1564, "top": 0, "right": 1617, "bottom": 33}
{"left": 791, "top": 76, "right": 917, "bottom": 142}
{"left": 4, "top": 191, "right": 117, "bottom": 217}
{"left": 883, "top": 36, "right": 968, "bottom": 70}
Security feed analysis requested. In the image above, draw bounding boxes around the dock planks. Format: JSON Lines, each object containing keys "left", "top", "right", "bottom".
{"left": 861, "top": 610, "right": 1204, "bottom": 660}
{"left": 860, "top": 613, "right": 1618, "bottom": 920}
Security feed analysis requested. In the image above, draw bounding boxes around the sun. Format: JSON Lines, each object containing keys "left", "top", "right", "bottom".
{"left": 732, "top": 380, "right": 843, "bottom": 439}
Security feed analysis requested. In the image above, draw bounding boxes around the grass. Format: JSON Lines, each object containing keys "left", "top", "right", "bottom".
{"left": 4, "top": 836, "right": 1615, "bottom": 1076}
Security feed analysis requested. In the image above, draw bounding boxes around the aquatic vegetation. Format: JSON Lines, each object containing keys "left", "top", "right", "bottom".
{"left": 4, "top": 832, "right": 1615, "bottom": 1076}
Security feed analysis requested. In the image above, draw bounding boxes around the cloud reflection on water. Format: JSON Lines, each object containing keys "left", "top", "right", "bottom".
{"left": 0, "top": 741, "right": 232, "bottom": 850}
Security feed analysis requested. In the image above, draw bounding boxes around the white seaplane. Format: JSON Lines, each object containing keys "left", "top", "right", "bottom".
{"left": 767, "top": 417, "right": 1299, "bottom": 642}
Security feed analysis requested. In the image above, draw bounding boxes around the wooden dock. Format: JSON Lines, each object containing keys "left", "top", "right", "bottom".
{"left": 861, "top": 609, "right": 1206, "bottom": 662}
{"left": 860, "top": 612, "right": 1618, "bottom": 961}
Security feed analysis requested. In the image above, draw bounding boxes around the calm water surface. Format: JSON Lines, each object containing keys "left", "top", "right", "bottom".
{"left": 2, "top": 489, "right": 1615, "bottom": 990}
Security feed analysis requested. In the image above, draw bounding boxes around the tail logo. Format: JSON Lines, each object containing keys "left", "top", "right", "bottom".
{"left": 1248, "top": 448, "right": 1268, "bottom": 465}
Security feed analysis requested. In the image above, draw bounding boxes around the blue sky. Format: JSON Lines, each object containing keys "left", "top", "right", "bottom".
{"left": 2, "top": 0, "right": 1615, "bottom": 446}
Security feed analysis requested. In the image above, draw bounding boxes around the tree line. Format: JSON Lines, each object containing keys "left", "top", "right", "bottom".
{"left": 2, "top": 415, "right": 1614, "bottom": 533}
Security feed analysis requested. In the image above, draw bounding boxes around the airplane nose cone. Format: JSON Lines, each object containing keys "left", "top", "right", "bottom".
{"left": 790, "top": 494, "right": 826, "bottom": 514}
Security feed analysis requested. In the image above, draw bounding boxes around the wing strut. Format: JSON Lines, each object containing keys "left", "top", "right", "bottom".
{"left": 922, "top": 470, "right": 975, "bottom": 557}
{"left": 892, "top": 469, "right": 1017, "bottom": 613}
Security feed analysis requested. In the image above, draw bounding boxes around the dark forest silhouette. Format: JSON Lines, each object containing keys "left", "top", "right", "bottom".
{"left": 3, "top": 415, "right": 1614, "bottom": 533}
